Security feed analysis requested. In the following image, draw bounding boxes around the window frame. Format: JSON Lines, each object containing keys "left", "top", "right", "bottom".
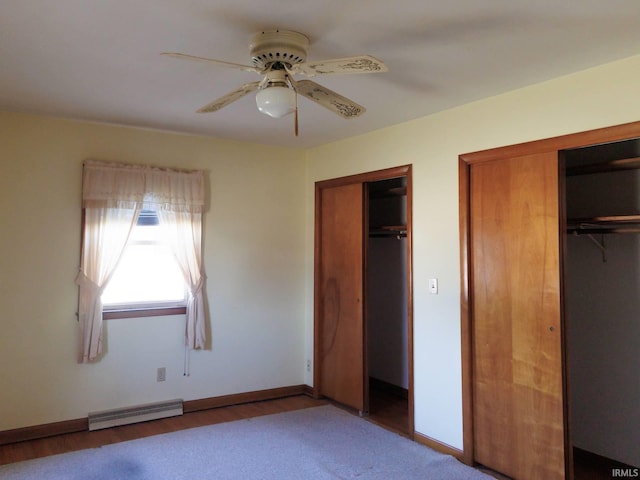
{"left": 80, "top": 208, "right": 189, "bottom": 320}
{"left": 103, "top": 306, "right": 186, "bottom": 320}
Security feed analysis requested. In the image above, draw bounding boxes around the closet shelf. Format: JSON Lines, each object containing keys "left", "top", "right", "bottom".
{"left": 567, "top": 215, "right": 640, "bottom": 235}
{"left": 369, "top": 186, "right": 407, "bottom": 199}
{"left": 566, "top": 156, "right": 640, "bottom": 176}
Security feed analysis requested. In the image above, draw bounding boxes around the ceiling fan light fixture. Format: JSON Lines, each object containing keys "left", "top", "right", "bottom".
{"left": 255, "top": 85, "right": 296, "bottom": 118}
{"left": 167, "top": 29, "right": 387, "bottom": 121}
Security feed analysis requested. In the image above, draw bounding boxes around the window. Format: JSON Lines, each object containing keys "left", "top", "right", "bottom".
{"left": 101, "top": 210, "right": 188, "bottom": 312}
{"left": 76, "top": 160, "right": 207, "bottom": 363}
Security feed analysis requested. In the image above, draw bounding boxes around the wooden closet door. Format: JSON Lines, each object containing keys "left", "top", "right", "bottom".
{"left": 470, "top": 152, "right": 566, "bottom": 479}
{"left": 317, "top": 182, "right": 365, "bottom": 411}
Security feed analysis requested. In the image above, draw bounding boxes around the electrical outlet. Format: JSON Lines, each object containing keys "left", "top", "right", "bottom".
{"left": 306, "top": 360, "right": 311, "bottom": 372}
{"left": 157, "top": 367, "right": 166, "bottom": 382}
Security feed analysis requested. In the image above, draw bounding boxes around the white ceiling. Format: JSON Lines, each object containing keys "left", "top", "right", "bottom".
{"left": 2, "top": 0, "right": 640, "bottom": 148}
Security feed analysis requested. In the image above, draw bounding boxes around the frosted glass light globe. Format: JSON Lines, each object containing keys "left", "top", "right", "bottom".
{"left": 256, "top": 86, "right": 296, "bottom": 118}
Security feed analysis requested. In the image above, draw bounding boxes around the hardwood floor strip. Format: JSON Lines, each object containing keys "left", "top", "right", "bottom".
{"left": 1, "top": 393, "right": 627, "bottom": 480}
{"left": 0, "top": 394, "right": 327, "bottom": 466}
{"left": 573, "top": 447, "right": 639, "bottom": 480}
{"left": 369, "top": 377, "right": 408, "bottom": 399}
{"left": 0, "top": 384, "right": 309, "bottom": 447}
{"left": 367, "top": 385, "right": 409, "bottom": 436}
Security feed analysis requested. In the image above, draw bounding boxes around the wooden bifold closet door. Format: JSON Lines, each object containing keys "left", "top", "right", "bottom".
{"left": 469, "top": 152, "right": 566, "bottom": 479}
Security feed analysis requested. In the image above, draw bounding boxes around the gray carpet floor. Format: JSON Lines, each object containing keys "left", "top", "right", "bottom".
{"left": 0, "top": 405, "right": 493, "bottom": 479}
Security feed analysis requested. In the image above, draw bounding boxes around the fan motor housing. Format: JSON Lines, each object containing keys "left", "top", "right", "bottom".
{"left": 250, "top": 30, "right": 309, "bottom": 70}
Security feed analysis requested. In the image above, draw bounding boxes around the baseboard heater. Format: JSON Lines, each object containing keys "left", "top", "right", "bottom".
{"left": 88, "top": 399, "right": 183, "bottom": 431}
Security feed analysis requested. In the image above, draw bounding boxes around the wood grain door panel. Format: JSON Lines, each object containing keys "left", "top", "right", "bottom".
{"left": 470, "top": 152, "right": 565, "bottom": 479}
{"left": 317, "top": 182, "right": 364, "bottom": 411}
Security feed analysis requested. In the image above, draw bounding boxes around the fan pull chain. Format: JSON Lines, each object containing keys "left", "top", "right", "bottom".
{"left": 294, "top": 93, "right": 299, "bottom": 137}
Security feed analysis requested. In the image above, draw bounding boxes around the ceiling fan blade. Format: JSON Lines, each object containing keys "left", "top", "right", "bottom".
{"left": 295, "top": 80, "right": 365, "bottom": 119}
{"left": 161, "top": 52, "right": 261, "bottom": 74}
{"left": 196, "top": 82, "right": 260, "bottom": 113}
{"left": 291, "top": 55, "right": 388, "bottom": 77}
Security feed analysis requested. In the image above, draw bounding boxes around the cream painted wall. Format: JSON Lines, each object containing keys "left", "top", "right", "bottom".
{"left": 304, "top": 54, "right": 640, "bottom": 450}
{"left": 0, "top": 113, "right": 307, "bottom": 430}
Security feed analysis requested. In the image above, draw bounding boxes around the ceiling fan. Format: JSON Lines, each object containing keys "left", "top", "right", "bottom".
{"left": 162, "top": 30, "right": 388, "bottom": 135}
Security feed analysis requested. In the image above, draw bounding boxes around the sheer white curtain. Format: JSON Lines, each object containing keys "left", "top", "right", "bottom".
{"left": 76, "top": 160, "right": 206, "bottom": 363}
{"left": 156, "top": 209, "right": 206, "bottom": 349}
{"left": 148, "top": 168, "right": 206, "bottom": 349}
{"left": 77, "top": 206, "right": 140, "bottom": 362}
{"left": 76, "top": 161, "right": 145, "bottom": 362}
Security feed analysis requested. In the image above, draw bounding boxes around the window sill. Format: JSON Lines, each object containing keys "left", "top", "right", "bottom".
{"left": 103, "top": 306, "right": 186, "bottom": 320}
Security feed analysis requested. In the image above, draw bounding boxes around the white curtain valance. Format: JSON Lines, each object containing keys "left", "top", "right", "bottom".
{"left": 82, "top": 160, "right": 205, "bottom": 213}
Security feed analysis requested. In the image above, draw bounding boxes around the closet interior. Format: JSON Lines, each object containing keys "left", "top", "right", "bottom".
{"left": 563, "top": 138, "right": 640, "bottom": 474}
{"left": 366, "top": 177, "right": 409, "bottom": 435}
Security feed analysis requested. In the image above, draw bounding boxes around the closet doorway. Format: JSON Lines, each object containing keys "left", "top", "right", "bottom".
{"left": 563, "top": 138, "right": 640, "bottom": 476}
{"left": 313, "top": 165, "right": 413, "bottom": 437}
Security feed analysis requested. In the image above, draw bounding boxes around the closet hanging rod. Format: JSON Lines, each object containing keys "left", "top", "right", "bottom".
{"left": 567, "top": 214, "right": 640, "bottom": 234}
{"left": 569, "top": 227, "right": 640, "bottom": 235}
{"left": 369, "top": 232, "right": 407, "bottom": 238}
{"left": 569, "top": 214, "right": 640, "bottom": 224}
{"left": 369, "top": 225, "right": 407, "bottom": 238}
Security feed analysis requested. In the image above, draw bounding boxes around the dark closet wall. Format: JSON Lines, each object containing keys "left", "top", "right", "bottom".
{"left": 368, "top": 237, "right": 408, "bottom": 388}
